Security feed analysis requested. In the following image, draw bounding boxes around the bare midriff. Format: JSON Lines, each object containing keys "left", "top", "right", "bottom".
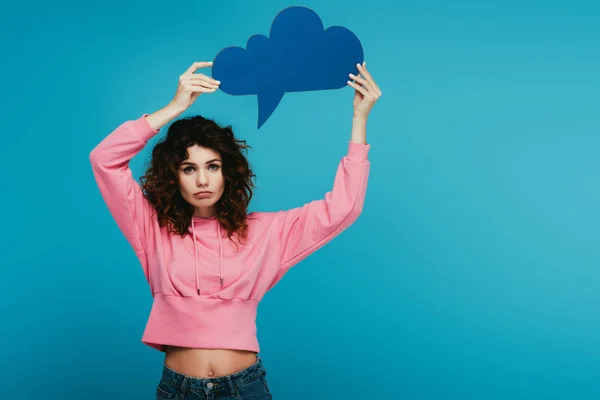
{"left": 163, "top": 346, "right": 258, "bottom": 378}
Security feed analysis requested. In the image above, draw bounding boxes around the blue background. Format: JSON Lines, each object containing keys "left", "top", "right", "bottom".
{"left": 1, "top": 0, "right": 599, "bottom": 399}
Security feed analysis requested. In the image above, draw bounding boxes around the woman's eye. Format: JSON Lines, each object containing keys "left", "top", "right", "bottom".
{"left": 208, "top": 164, "right": 220, "bottom": 171}
{"left": 183, "top": 166, "right": 195, "bottom": 174}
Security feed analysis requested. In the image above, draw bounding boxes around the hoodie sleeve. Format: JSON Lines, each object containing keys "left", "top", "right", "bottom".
{"left": 268, "top": 141, "right": 371, "bottom": 288}
{"left": 89, "top": 115, "right": 160, "bottom": 270}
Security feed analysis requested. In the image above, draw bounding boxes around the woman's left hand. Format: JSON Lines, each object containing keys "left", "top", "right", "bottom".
{"left": 348, "top": 62, "right": 382, "bottom": 121}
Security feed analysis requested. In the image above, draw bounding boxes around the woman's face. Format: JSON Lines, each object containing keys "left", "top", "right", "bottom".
{"left": 178, "top": 145, "right": 225, "bottom": 218}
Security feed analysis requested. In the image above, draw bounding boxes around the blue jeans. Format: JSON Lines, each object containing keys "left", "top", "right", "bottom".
{"left": 155, "top": 356, "right": 273, "bottom": 400}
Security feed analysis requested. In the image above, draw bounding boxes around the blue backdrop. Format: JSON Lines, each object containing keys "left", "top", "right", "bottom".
{"left": 1, "top": 0, "right": 599, "bottom": 399}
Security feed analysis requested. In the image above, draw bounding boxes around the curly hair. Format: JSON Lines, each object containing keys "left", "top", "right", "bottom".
{"left": 139, "top": 115, "right": 255, "bottom": 243}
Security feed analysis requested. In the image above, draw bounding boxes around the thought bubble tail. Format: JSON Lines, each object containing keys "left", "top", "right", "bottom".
{"left": 257, "top": 92, "right": 284, "bottom": 129}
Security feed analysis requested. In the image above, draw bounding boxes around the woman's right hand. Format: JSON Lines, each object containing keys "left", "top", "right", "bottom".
{"left": 169, "top": 61, "right": 220, "bottom": 111}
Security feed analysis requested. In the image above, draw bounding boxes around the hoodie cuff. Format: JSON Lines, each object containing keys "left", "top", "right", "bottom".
{"left": 131, "top": 114, "right": 160, "bottom": 143}
{"left": 347, "top": 141, "right": 370, "bottom": 161}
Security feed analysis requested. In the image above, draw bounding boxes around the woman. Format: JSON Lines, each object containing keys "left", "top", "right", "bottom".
{"left": 90, "top": 60, "right": 381, "bottom": 399}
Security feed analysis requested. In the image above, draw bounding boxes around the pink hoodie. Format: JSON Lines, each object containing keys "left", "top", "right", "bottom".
{"left": 89, "top": 114, "right": 370, "bottom": 353}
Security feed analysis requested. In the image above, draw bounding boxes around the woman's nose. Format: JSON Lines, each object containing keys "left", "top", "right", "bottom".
{"left": 196, "top": 171, "right": 209, "bottom": 186}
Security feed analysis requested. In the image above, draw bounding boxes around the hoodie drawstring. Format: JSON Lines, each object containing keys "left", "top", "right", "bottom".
{"left": 192, "top": 217, "right": 224, "bottom": 296}
{"left": 192, "top": 220, "right": 200, "bottom": 295}
{"left": 218, "top": 223, "right": 224, "bottom": 286}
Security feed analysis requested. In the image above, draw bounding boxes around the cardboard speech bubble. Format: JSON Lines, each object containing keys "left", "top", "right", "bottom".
{"left": 212, "top": 6, "right": 364, "bottom": 128}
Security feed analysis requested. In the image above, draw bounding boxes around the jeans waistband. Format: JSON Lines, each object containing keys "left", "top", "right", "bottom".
{"left": 160, "top": 356, "right": 265, "bottom": 395}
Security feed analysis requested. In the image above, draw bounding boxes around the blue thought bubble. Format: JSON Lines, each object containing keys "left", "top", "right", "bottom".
{"left": 211, "top": 6, "right": 364, "bottom": 128}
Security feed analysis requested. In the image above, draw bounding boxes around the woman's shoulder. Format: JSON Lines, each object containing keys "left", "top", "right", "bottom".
{"left": 246, "top": 210, "right": 278, "bottom": 223}
{"left": 245, "top": 210, "right": 287, "bottom": 230}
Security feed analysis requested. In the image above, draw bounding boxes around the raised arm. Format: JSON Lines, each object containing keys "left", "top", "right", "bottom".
{"left": 268, "top": 62, "right": 382, "bottom": 287}
{"left": 89, "top": 111, "right": 167, "bottom": 259}
{"left": 89, "top": 62, "right": 220, "bottom": 272}
{"left": 275, "top": 140, "right": 371, "bottom": 270}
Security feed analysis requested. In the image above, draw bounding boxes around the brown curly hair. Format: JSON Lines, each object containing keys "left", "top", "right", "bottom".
{"left": 139, "top": 115, "right": 255, "bottom": 243}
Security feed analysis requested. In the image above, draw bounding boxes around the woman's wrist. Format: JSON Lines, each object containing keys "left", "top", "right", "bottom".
{"left": 351, "top": 115, "right": 367, "bottom": 144}
{"left": 145, "top": 103, "right": 186, "bottom": 130}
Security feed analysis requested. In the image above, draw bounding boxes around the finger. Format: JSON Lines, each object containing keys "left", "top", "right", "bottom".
{"left": 358, "top": 64, "right": 381, "bottom": 95}
{"left": 349, "top": 73, "right": 380, "bottom": 102}
{"left": 357, "top": 62, "right": 375, "bottom": 85}
{"left": 188, "top": 74, "right": 220, "bottom": 86}
{"left": 195, "top": 82, "right": 219, "bottom": 90}
{"left": 349, "top": 73, "right": 376, "bottom": 95}
{"left": 357, "top": 63, "right": 381, "bottom": 95}
{"left": 182, "top": 78, "right": 219, "bottom": 90}
{"left": 186, "top": 79, "right": 219, "bottom": 90}
{"left": 184, "top": 61, "right": 213, "bottom": 75}
{"left": 189, "top": 74, "right": 221, "bottom": 84}
{"left": 185, "top": 61, "right": 213, "bottom": 74}
{"left": 180, "top": 76, "right": 219, "bottom": 89}
{"left": 190, "top": 86, "right": 218, "bottom": 93}
{"left": 184, "top": 83, "right": 218, "bottom": 93}
{"left": 347, "top": 81, "right": 374, "bottom": 101}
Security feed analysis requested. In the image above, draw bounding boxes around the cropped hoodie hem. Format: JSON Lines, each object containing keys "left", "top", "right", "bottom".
{"left": 142, "top": 294, "right": 259, "bottom": 352}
